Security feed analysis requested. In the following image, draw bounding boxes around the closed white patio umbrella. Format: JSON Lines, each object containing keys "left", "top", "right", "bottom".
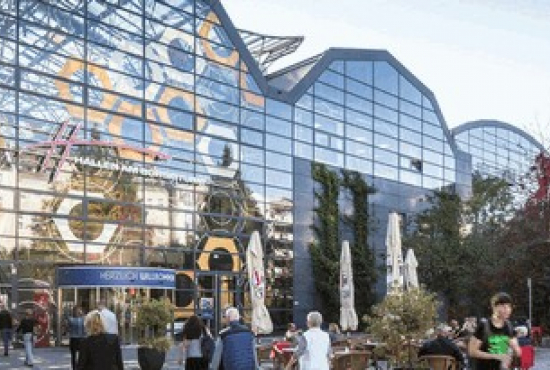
{"left": 340, "top": 240, "right": 358, "bottom": 331}
{"left": 386, "top": 212, "right": 404, "bottom": 294}
{"left": 404, "top": 248, "right": 419, "bottom": 289}
{"left": 246, "top": 230, "right": 273, "bottom": 334}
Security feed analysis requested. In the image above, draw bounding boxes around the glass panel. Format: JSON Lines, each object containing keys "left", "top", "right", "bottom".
{"left": 266, "top": 134, "right": 291, "bottom": 154}
{"left": 241, "top": 128, "right": 263, "bottom": 146}
{"left": 346, "top": 125, "right": 372, "bottom": 145}
{"left": 374, "top": 133, "right": 398, "bottom": 152}
{"left": 315, "top": 82, "right": 344, "bottom": 104}
{"left": 315, "top": 147, "right": 343, "bottom": 167}
{"left": 374, "top": 89, "right": 398, "bottom": 109}
{"left": 266, "top": 152, "right": 292, "bottom": 172}
{"left": 315, "top": 114, "right": 343, "bottom": 136}
{"left": 374, "top": 62, "right": 398, "bottom": 94}
{"left": 266, "top": 169, "right": 292, "bottom": 189}
{"left": 346, "top": 79, "right": 372, "bottom": 99}
{"left": 266, "top": 116, "right": 291, "bottom": 137}
{"left": 295, "top": 125, "right": 312, "bottom": 142}
{"left": 399, "top": 76, "right": 422, "bottom": 104}
{"left": 314, "top": 98, "right": 343, "bottom": 120}
{"left": 346, "top": 110, "right": 373, "bottom": 129}
{"left": 241, "top": 145, "right": 264, "bottom": 165}
{"left": 346, "top": 156, "right": 372, "bottom": 174}
{"left": 374, "top": 104, "right": 398, "bottom": 122}
{"left": 346, "top": 140, "right": 372, "bottom": 158}
{"left": 346, "top": 61, "right": 373, "bottom": 85}
{"left": 374, "top": 163, "right": 398, "bottom": 180}
{"left": 374, "top": 148, "right": 398, "bottom": 166}
{"left": 294, "top": 142, "right": 312, "bottom": 159}
{"left": 346, "top": 94, "right": 373, "bottom": 115}
{"left": 295, "top": 107, "right": 313, "bottom": 127}
{"left": 400, "top": 170, "right": 422, "bottom": 186}
{"left": 400, "top": 100, "right": 422, "bottom": 118}
{"left": 266, "top": 99, "right": 292, "bottom": 120}
{"left": 318, "top": 70, "right": 344, "bottom": 89}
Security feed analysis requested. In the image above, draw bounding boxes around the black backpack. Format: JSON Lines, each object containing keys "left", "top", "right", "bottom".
{"left": 201, "top": 328, "right": 215, "bottom": 362}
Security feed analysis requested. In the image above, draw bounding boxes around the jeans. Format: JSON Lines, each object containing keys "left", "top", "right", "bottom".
{"left": 1, "top": 328, "right": 12, "bottom": 354}
{"left": 23, "top": 333, "right": 34, "bottom": 365}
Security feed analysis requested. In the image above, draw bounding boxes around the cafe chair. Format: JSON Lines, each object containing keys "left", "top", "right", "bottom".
{"left": 418, "top": 354, "right": 458, "bottom": 370}
{"left": 331, "top": 351, "right": 370, "bottom": 370}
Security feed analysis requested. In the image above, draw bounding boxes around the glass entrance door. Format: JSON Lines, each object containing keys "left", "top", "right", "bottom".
{"left": 195, "top": 272, "right": 245, "bottom": 335}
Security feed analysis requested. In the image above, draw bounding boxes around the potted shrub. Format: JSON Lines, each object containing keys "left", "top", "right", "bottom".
{"left": 135, "top": 298, "right": 173, "bottom": 370}
{"left": 363, "top": 288, "right": 438, "bottom": 369}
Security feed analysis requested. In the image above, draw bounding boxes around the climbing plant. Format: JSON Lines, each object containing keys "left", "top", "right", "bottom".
{"left": 310, "top": 163, "right": 378, "bottom": 324}
{"left": 310, "top": 162, "right": 341, "bottom": 322}
{"left": 341, "top": 169, "right": 378, "bottom": 321}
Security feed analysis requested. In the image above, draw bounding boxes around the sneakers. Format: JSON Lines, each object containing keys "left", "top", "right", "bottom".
{"left": 24, "top": 362, "right": 33, "bottom": 367}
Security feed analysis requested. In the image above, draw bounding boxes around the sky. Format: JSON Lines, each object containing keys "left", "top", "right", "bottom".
{"left": 222, "top": 0, "right": 550, "bottom": 145}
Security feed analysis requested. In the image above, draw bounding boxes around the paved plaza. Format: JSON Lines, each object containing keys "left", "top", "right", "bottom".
{"left": 1, "top": 345, "right": 550, "bottom": 369}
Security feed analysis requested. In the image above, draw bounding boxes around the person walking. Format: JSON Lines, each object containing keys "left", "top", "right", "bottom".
{"left": 17, "top": 309, "right": 37, "bottom": 367}
{"left": 97, "top": 299, "right": 118, "bottom": 336}
{"left": 77, "top": 310, "right": 123, "bottom": 370}
{"left": 66, "top": 306, "right": 86, "bottom": 370}
{"left": 291, "top": 311, "right": 331, "bottom": 370}
{"left": 468, "top": 292, "right": 522, "bottom": 370}
{"left": 178, "top": 315, "right": 210, "bottom": 370}
{"left": 0, "top": 302, "right": 13, "bottom": 356}
{"left": 210, "top": 307, "right": 258, "bottom": 370}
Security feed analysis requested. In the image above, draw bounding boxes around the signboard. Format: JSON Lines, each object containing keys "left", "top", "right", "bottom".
{"left": 56, "top": 266, "right": 176, "bottom": 289}
{"left": 200, "top": 297, "right": 214, "bottom": 320}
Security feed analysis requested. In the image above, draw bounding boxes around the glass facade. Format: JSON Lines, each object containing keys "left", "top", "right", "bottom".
{"left": 453, "top": 120, "right": 544, "bottom": 186}
{"left": 0, "top": 0, "right": 541, "bottom": 334}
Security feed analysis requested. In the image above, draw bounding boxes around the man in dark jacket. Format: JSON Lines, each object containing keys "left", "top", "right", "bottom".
{"left": 210, "top": 307, "right": 258, "bottom": 370}
{"left": 418, "top": 323, "right": 465, "bottom": 367}
{"left": 0, "top": 303, "right": 13, "bottom": 356}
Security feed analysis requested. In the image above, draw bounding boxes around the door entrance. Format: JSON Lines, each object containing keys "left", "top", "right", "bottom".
{"left": 195, "top": 272, "right": 246, "bottom": 335}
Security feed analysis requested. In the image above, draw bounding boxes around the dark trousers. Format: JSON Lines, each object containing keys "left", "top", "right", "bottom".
{"left": 1, "top": 329, "right": 12, "bottom": 355}
{"left": 186, "top": 357, "right": 208, "bottom": 370}
{"left": 69, "top": 337, "right": 83, "bottom": 370}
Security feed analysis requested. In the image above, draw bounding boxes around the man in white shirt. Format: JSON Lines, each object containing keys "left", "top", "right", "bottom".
{"left": 98, "top": 299, "right": 119, "bottom": 335}
{"left": 292, "top": 311, "right": 331, "bottom": 370}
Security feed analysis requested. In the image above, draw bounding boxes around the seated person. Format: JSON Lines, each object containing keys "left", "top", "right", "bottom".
{"left": 515, "top": 326, "right": 532, "bottom": 347}
{"left": 449, "top": 319, "right": 461, "bottom": 339}
{"left": 285, "top": 323, "right": 299, "bottom": 343}
{"left": 328, "top": 323, "right": 343, "bottom": 343}
{"left": 418, "top": 323, "right": 465, "bottom": 367}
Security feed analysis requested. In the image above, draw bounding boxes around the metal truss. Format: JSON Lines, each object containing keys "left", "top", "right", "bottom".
{"left": 237, "top": 28, "right": 303, "bottom": 73}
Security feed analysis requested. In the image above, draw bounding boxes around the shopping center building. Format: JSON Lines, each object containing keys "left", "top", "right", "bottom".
{"left": 0, "top": 0, "right": 545, "bottom": 343}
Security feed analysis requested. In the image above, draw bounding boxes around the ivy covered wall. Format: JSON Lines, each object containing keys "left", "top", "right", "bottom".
{"left": 309, "top": 162, "right": 378, "bottom": 324}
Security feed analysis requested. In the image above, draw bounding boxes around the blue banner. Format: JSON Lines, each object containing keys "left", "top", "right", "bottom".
{"left": 56, "top": 266, "right": 176, "bottom": 289}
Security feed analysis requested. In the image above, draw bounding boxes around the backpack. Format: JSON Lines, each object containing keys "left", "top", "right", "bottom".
{"left": 201, "top": 329, "right": 215, "bottom": 362}
{"left": 470, "top": 318, "right": 514, "bottom": 370}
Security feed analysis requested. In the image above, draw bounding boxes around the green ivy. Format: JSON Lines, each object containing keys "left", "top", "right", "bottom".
{"left": 310, "top": 162, "right": 341, "bottom": 322}
{"left": 341, "top": 169, "right": 377, "bottom": 323}
{"left": 309, "top": 164, "right": 378, "bottom": 324}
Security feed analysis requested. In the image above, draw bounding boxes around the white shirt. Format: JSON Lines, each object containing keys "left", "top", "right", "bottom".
{"left": 298, "top": 328, "right": 331, "bottom": 370}
{"left": 99, "top": 308, "right": 118, "bottom": 335}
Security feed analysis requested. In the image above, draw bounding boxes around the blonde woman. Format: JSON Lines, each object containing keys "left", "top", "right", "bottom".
{"left": 77, "top": 310, "right": 123, "bottom": 370}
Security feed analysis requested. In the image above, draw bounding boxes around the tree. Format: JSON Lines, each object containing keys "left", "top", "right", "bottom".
{"left": 404, "top": 188, "right": 470, "bottom": 317}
